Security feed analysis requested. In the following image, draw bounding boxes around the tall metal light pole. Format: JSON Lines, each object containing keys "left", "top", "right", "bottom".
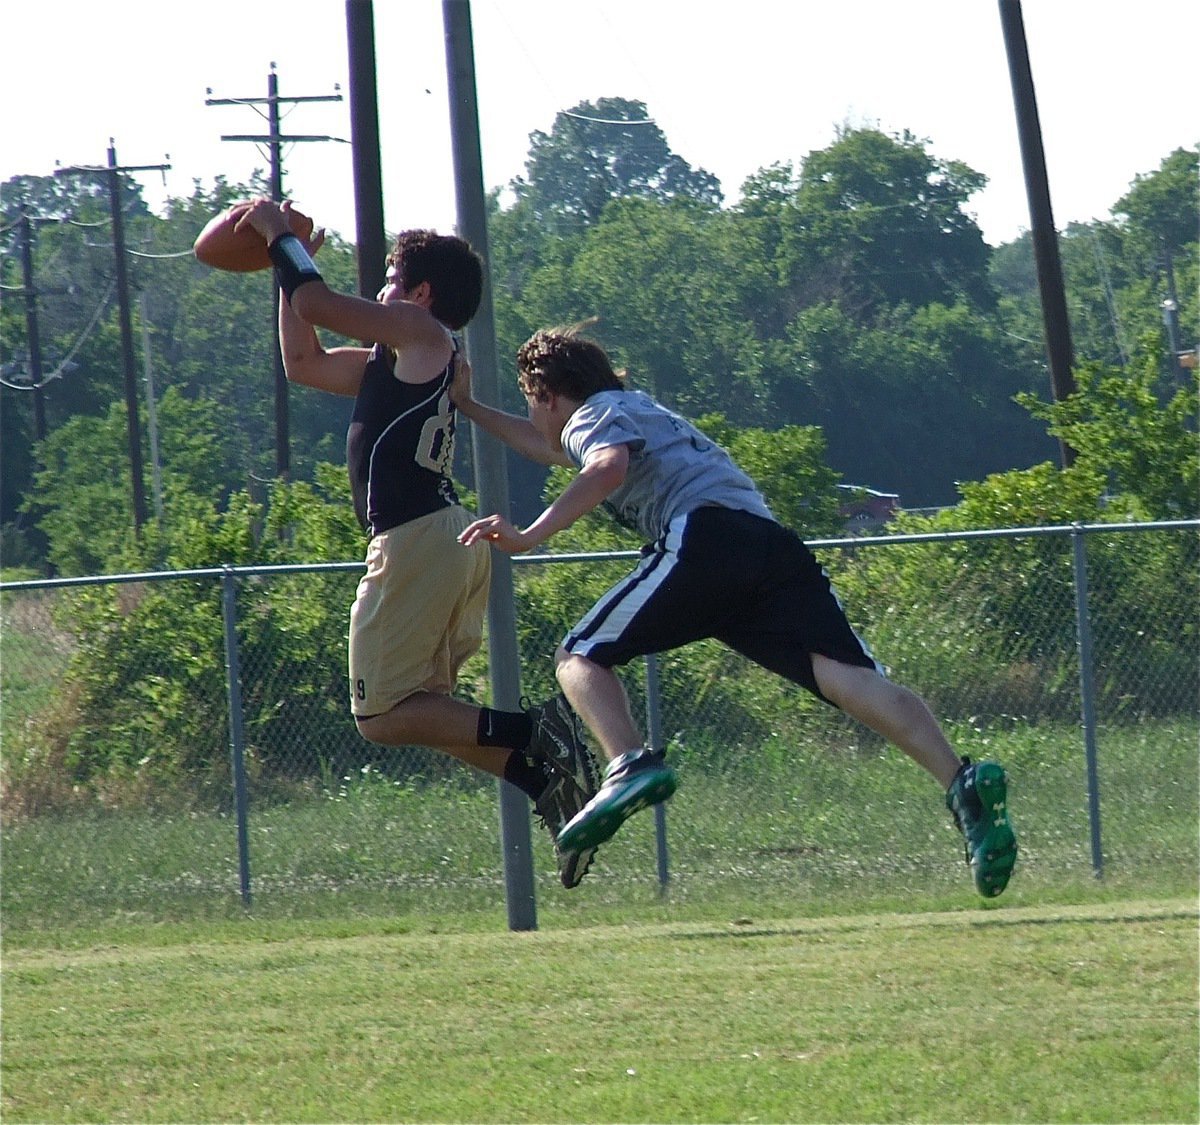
{"left": 443, "top": 0, "right": 538, "bottom": 932}
{"left": 207, "top": 66, "right": 345, "bottom": 479}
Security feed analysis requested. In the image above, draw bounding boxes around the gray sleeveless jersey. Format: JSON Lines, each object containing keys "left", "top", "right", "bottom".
{"left": 560, "top": 389, "right": 774, "bottom": 542}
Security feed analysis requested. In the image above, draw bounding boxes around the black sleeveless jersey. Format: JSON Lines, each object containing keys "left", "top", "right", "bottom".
{"left": 346, "top": 342, "right": 460, "bottom": 536}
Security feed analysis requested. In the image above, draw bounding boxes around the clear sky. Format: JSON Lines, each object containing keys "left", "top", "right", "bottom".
{"left": 3, "top": 1, "right": 1196, "bottom": 248}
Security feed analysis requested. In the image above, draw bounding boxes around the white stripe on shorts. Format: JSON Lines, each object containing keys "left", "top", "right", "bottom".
{"left": 563, "top": 516, "right": 687, "bottom": 656}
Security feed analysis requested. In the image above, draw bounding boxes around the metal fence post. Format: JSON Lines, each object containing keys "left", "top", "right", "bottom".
{"left": 1071, "top": 526, "right": 1104, "bottom": 878}
{"left": 644, "top": 653, "right": 671, "bottom": 892}
{"left": 220, "top": 565, "right": 253, "bottom": 906}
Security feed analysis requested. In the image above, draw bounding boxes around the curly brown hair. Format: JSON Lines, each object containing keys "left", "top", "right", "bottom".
{"left": 387, "top": 230, "right": 483, "bottom": 330}
{"left": 516, "top": 323, "right": 626, "bottom": 402}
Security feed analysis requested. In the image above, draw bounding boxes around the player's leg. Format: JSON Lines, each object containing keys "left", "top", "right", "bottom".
{"left": 552, "top": 517, "right": 718, "bottom": 853}
{"left": 356, "top": 691, "right": 511, "bottom": 773}
{"left": 810, "top": 656, "right": 961, "bottom": 785}
{"left": 553, "top": 651, "right": 678, "bottom": 853}
{"left": 350, "top": 511, "right": 511, "bottom": 768}
{"left": 722, "top": 520, "right": 1018, "bottom": 897}
{"left": 357, "top": 689, "right": 599, "bottom": 888}
{"left": 351, "top": 510, "right": 599, "bottom": 885}
{"left": 554, "top": 649, "right": 643, "bottom": 762}
{"left": 812, "top": 656, "right": 1017, "bottom": 897}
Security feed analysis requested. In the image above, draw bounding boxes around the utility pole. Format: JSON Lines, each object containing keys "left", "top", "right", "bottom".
{"left": 998, "top": 0, "right": 1077, "bottom": 468}
{"left": 1158, "top": 239, "right": 1188, "bottom": 376}
{"left": 17, "top": 209, "right": 49, "bottom": 443}
{"left": 206, "top": 65, "right": 345, "bottom": 480}
{"left": 345, "top": 0, "right": 388, "bottom": 300}
{"left": 138, "top": 293, "right": 165, "bottom": 521}
{"left": 57, "top": 142, "right": 171, "bottom": 532}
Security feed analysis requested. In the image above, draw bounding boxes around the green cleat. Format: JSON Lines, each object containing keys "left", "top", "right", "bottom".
{"left": 557, "top": 748, "right": 677, "bottom": 853}
{"left": 946, "top": 757, "right": 1018, "bottom": 898}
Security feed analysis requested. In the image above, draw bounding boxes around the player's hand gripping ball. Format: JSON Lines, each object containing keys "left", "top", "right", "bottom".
{"left": 193, "top": 202, "right": 314, "bottom": 272}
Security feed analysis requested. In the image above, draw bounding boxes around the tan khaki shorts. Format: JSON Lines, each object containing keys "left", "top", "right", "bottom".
{"left": 348, "top": 505, "right": 491, "bottom": 717}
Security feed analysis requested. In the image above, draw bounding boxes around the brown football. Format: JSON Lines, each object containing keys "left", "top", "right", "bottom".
{"left": 193, "top": 203, "right": 314, "bottom": 272}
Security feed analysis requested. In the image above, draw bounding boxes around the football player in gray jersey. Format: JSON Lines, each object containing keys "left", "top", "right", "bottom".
{"left": 453, "top": 325, "right": 1017, "bottom": 898}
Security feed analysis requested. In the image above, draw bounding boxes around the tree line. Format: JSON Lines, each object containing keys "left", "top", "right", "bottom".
{"left": 1, "top": 101, "right": 1196, "bottom": 576}
{"left": 1, "top": 102, "right": 1195, "bottom": 810}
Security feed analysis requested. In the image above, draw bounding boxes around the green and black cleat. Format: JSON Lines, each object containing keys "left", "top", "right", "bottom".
{"left": 557, "top": 747, "right": 677, "bottom": 854}
{"left": 946, "top": 756, "right": 1018, "bottom": 898}
{"left": 524, "top": 694, "right": 601, "bottom": 888}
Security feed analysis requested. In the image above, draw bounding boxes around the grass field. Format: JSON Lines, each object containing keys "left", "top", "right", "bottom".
{"left": 4, "top": 585, "right": 1198, "bottom": 1121}
{"left": 2, "top": 899, "right": 1195, "bottom": 1123}
{"left": 4, "top": 727, "right": 1198, "bottom": 1123}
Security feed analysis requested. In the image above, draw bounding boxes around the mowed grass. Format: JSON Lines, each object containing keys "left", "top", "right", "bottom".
{"left": 2, "top": 899, "right": 1195, "bottom": 1123}
{"left": 4, "top": 585, "right": 1197, "bottom": 1121}
{"left": 4, "top": 719, "right": 1197, "bottom": 934}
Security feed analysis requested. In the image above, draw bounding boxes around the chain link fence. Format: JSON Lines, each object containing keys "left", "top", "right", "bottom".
{"left": 2, "top": 521, "right": 1197, "bottom": 927}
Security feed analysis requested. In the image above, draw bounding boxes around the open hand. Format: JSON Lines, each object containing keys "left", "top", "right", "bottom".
{"left": 458, "top": 513, "right": 531, "bottom": 554}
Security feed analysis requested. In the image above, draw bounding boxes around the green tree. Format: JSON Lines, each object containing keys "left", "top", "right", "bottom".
{"left": 773, "top": 298, "right": 1054, "bottom": 505}
{"left": 3, "top": 175, "right": 362, "bottom": 555}
{"left": 27, "top": 390, "right": 254, "bottom": 575}
{"left": 1114, "top": 146, "right": 1199, "bottom": 264}
{"left": 774, "top": 127, "right": 994, "bottom": 318}
{"left": 558, "top": 199, "right": 770, "bottom": 419}
{"left": 40, "top": 467, "right": 369, "bottom": 805}
{"left": 24, "top": 405, "right": 142, "bottom": 575}
{"left": 512, "top": 97, "right": 722, "bottom": 235}
{"left": 991, "top": 149, "right": 1197, "bottom": 375}
{"left": 1018, "top": 341, "right": 1199, "bottom": 519}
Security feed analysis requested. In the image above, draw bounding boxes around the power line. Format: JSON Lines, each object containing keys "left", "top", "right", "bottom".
{"left": 0, "top": 279, "right": 114, "bottom": 394}
{"left": 127, "top": 247, "right": 194, "bottom": 260}
{"left": 1089, "top": 228, "right": 1129, "bottom": 366}
{"left": 560, "top": 110, "right": 658, "bottom": 126}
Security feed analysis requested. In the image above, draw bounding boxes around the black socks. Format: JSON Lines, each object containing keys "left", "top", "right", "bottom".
{"left": 503, "top": 750, "right": 552, "bottom": 801}
{"left": 476, "top": 706, "right": 533, "bottom": 751}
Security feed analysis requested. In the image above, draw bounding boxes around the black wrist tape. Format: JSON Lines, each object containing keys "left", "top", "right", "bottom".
{"left": 268, "top": 233, "right": 323, "bottom": 301}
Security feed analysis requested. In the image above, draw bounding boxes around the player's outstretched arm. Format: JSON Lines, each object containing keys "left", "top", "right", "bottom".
{"left": 450, "top": 355, "right": 569, "bottom": 466}
{"left": 459, "top": 444, "right": 628, "bottom": 554}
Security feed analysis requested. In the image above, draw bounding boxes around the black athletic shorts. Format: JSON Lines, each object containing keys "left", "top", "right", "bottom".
{"left": 562, "top": 506, "right": 882, "bottom": 702}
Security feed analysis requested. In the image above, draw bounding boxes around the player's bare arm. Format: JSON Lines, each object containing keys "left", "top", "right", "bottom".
{"left": 458, "top": 444, "right": 629, "bottom": 553}
{"left": 449, "top": 355, "right": 571, "bottom": 467}
{"left": 291, "top": 286, "right": 451, "bottom": 363}
{"left": 235, "top": 198, "right": 451, "bottom": 374}
{"left": 278, "top": 294, "right": 369, "bottom": 398}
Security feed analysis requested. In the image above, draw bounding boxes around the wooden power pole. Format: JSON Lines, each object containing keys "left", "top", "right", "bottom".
{"left": 206, "top": 65, "right": 344, "bottom": 480}
{"left": 56, "top": 142, "right": 171, "bottom": 531}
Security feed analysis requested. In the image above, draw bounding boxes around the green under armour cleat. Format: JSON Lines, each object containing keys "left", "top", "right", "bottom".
{"left": 557, "top": 748, "right": 677, "bottom": 853}
{"left": 946, "top": 757, "right": 1018, "bottom": 898}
